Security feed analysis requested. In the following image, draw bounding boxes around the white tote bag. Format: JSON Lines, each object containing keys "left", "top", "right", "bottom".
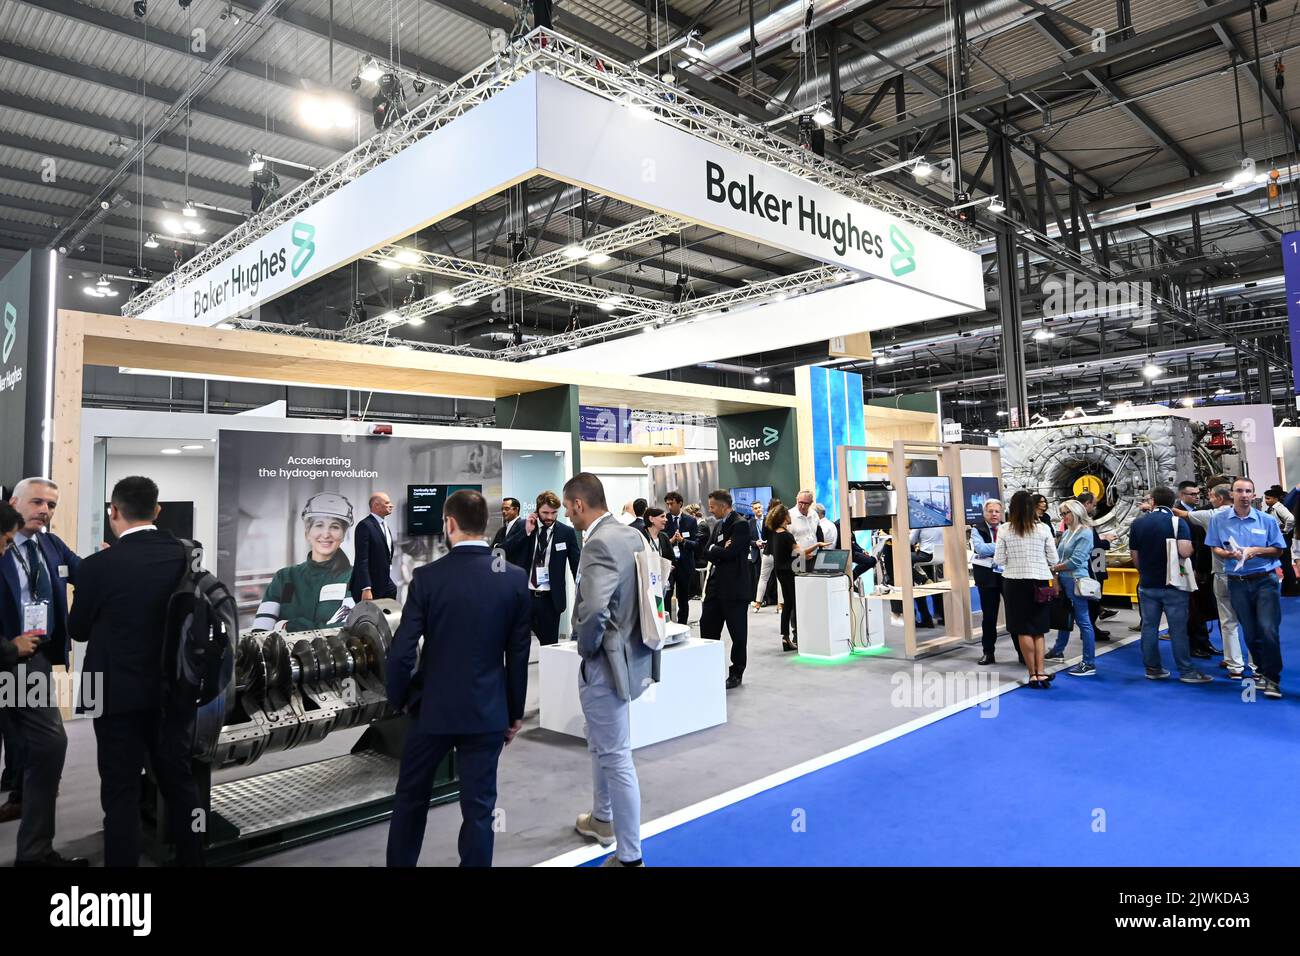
{"left": 1165, "top": 515, "right": 1198, "bottom": 592}
{"left": 634, "top": 541, "right": 669, "bottom": 651}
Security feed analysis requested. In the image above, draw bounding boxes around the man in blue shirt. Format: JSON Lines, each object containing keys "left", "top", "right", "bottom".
{"left": 1206, "top": 477, "right": 1286, "bottom": 699}
{"left": 1128, "top": 486, "right": 1212, "bottom": 684}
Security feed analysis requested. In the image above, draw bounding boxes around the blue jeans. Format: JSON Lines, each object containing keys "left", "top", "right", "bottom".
{"left": 1138, "top": 586, "right": 1195, "bottom": 677}
{"left": 1227, "top": 574, "right": 1283, "bottom": 684}
{"left": 1050, "top": 574, "right": 1097, "bottom": 666}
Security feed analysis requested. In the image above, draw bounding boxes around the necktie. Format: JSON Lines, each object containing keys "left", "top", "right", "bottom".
{"left": 532, "top": 525, "right": 548, "bottom": 587}
{"left": 992, "top": 526, "right": 998, "bottom": 541}
{"left": 25, "top": 540, "right": 51, "bottom": 604}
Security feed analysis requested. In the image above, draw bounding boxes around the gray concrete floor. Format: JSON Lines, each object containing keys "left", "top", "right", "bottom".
{"left": 1, "top": 602, "right": 1140, "bottom": 866}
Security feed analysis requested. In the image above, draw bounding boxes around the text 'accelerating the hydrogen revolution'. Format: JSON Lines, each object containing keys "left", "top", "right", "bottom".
{"left": 704, "top": 160, "right": 885, "bottom": 260}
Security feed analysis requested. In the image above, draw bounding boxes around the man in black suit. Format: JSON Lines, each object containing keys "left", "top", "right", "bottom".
{"left": 747, "top": 500, "right": 765, "bottom": 601}
{"left": 67, "top": 476, "right": 203, "bottom": 867}
{"left": 630, "top": 498, "right": 648, "bottom": 534}
{"left": 491, "top": 497, "right": 522, "bottom": 553}
{"left": 386, "top": 489, "right": 531, "bottom": 867}
{"left": 0, "top": 477, "right": 84, "bottom": 867}
{"left": 663, "top": 492, "right": 697, "bottom": 625}
{"left": 700, "top": 489, "right": 752, "bottom": 690}
{"left": 505, "top": 490, "right": 581, "bottom": 646}
{"left": 970, "top": 499, "right": 1021, "bottom": 666}
{"left": 0, "top": 502, "right": 31, "bottom": 825}
{"left": 349, "top": 491, "right": 397, "bottom": 602}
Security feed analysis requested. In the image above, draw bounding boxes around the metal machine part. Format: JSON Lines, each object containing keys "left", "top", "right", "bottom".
{"left": 194, "top": 599, "right": 402, "bottom": 768}
{"left": 997, "top": 415, "right": 1199, "bottom": 558}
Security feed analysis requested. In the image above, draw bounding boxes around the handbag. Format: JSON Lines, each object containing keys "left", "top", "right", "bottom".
{"left": 1165, "top": 515, "right": 1198, "bottom": 592}
{"left": 1049, "top": 591, "right": 1074, "bottom": 631}
{"left": 634, "top": 539, "right": 668, "bottom": 651}
{"left": 1033, "top": 582, "right": 1058, "bottom": 603}
{"left": 1076, "top": 576, "right": 1102, "bottom": 599}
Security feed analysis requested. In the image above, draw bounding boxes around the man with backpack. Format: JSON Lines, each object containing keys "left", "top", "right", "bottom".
{"left": 69, "top": 476, "right": 205, "bottom": 866}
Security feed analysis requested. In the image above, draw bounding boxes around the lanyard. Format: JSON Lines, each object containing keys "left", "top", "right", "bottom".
{"left": 12, "top": 540, "right": 38, "bottom": 583}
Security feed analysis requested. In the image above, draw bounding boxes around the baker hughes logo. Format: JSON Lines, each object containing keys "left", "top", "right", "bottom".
{"left": 192, "top": 219, "right": 314, "bottom": 320}
{"left": 730, "top": 426, "right": 779, "bottom": 466}
{"left": 0, "top": 302, "right": 21, "bottom": 395}
{"left": 889, "top": 225, "right": 916, "bottom": 277}
{"left": 3, "top": 302, "right": 15, "bottom": 362}
{"left": 291, "top": 221, "right": 316, "bottom": 277}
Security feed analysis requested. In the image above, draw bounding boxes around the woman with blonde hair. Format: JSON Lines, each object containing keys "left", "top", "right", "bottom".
{"left": 1045, "top": 498, "right": 1100, "bottom": 677}
{"left": 994, "top": 490, "right": 1061, "bottom": 688}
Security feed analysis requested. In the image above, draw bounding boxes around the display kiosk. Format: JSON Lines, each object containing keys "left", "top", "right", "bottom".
{"left": 793, "top": 550, "right": 854, "bottom": 658}
{"left": 835, "top": 439, "right": 987, "bottom": 660}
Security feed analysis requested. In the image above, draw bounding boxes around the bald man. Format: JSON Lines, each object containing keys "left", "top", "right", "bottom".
{"left": 350, "top": 492, "right": 397, "bottom": 602}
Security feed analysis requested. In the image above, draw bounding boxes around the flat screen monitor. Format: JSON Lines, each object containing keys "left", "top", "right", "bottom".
{"left": 811, "top": 549, "right": 850, "bottom": 574}
{"left": 104, "top": 501, "right": 194, "bottom": 544}
{"left": 962, "top": 477, "right": 1001, "bottom": 524}
{"left": 906, "top": 476, "right": 953, "bottom": 529}
{"left": 406, "top": 484, "right": 481, "bottom": 535}
{"left": 730, "top": 486, "right": 773, "bottom": 515}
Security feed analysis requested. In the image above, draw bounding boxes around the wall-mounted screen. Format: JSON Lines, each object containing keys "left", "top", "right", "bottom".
{"left": 962, "top": 477, "right": 1001, "bottom": 524}
{"left": 407, "top": 483, "right": 482, "bottom": 535}
{"left": 730, "top": 486, "right": 774, "bottom": 515}
{"left": 103, "top": 501, "right": 195, "bottom": 544}
{"left": 906, "top": 476, "right": 953, "bottom": 528}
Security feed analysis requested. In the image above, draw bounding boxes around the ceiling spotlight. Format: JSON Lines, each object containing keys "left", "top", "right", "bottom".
{"left": 380, "top": 311, "right": 402, "bottom": 325}
{"left": 97, "top": 274, "right": 110, "bottom": 288}
{"left": 586, "top": 252, "right": 611, "bottom": 266}
{"left": 562, "top": 244, "right": 590, "bottom": 260}
{"left": 1230, "top": 158, "right": 1256, "bottom": 186}
{"left": 460, "top": 297, "right": 479, "bottom": 306}
{"left": 247, "top": 152, "right": 265, "bottom": 173}
{"left": 912, "top": 157, "right": 933, "bottom": 179}
{"left": 995, "top": 409, "right": 1008, "bottom": 417}
{"left": 160, "top": 448, "right": 183, "bottom": 455}
{"left": 434, "top": 290, "right": 456, "bottom": 306}
{"left": 407, "top": 317, "right": 426, "bottom": 326}
{"left": 181, "top": 444, "right": 205, "bottom": 451}
{"left": 875, "top": 354, "right": 895, "bottom": 365}
{"left": 395, "top": 249, "right": 421, "bottom": 265}
{"left": 1179, "top": 396, "right": 1196, "bottom": 408}
{"left": 219, "top": 3, "right": 240, "bottom": 24}
{"left": 182, "top": 201, "right": 197, "bottom": 218}
{"left": 598, "top": 296, "right": 624, "bottom": 312}
{"left": 682, "top": 31, "right": 707, "bottom": 60}
{"left": 987, "top": 196, "right": 1006, "bottom": 213}
{"left": 621, "top": 95, "right": 653, "bottom": 120}
{"left": 132, "top": 1, "right": 147, "bottom": 17}
{"left": 753, "top": 373, "right": 770, "bottom": 385}
{"left": 359, "top": 57, "right": 383, "bottom": 83}
{"left": 1215, "top": 387, "right": 1230, "bottom": 395}
{"left": 183, "top": 219, "right": 203, "bottom": 234}
{"left": 378, "top": 259, "right": 400, "bottom": 270}
{"left": 1096, "top": 399, "right": 1111, "bottom": 407}
{"left": 1031, "top": 328, "right": 1054, "bottom": 341}
{"left": 412, "top": 76, "right": 427, "bottom": 95}
{"left": 82, "top": 285, "right": 105, "bottom": 298}
{"left": 143, "top": 234, "right": 160, "bottom": 249}
{"left": 811, "top": 104, "right": 833, "bottom": 127}
{"left": 1141, "top": 361, "right": 1163, "bottom": 380}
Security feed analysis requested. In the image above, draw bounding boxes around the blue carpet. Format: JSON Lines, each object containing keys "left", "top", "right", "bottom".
{"left": 600, "top": 599, "right": 1300, "bottom": 866}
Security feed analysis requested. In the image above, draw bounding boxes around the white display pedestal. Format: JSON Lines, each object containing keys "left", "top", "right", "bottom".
{"left": 794, "top": 574, "right": 852, "bottom": 657}
{"left": 539, "top": 625, "right": 726, "bottom": 749}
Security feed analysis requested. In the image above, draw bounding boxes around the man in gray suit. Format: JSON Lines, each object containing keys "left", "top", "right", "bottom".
{"left": 563, "top": 472, "right": 656, "bottom": 867}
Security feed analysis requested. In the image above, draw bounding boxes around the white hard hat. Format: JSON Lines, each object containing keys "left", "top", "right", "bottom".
{"left": 302, "top": 492, "right": 353, "bottom": 528}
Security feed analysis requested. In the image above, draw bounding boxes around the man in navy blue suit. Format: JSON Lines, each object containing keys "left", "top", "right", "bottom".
{"left": 349, "top": 491, "right": 397, "bottom": 602}
{"left": 0, "top": 477, "right": 85, "bottom": 866}
{"left": 663, "top": 491, "right": 697, "bottom": 625}
{"left": 505, "top": 490, "right": 581, "bottom": 646}
{"left": 386, "top": 489, "right": 531, "bottom": 867}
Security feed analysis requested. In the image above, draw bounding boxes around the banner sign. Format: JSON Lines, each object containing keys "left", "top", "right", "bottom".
{"left": 1284, "top": 231, "right": 1300, "bottom": 394}
{"left": 534, "top": 74, "right": 985, "bottom": 312}
{"left": 716, "top": 408, "right": 799, "bottom": 504}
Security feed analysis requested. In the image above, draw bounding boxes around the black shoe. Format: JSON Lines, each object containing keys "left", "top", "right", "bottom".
{"left": 0, "top": 801, "right": 20, "bottom": 824}
{"left": 977, "top": 654, "right": 995, "bottom": 666}
{"left": 1098, "top": 607, "right": 1119, "bottom": 620}
{"left": 1191, "top": 649, "right": 1213, "bottom": 659}
{"left": 14, "top": 851, "right": 89, "bottom": 868}
{"left": 0, "top": 770, "right": 13, "bottom": 792}
{"left": 1094, "top": 630, "right": 1112, "bottom": 641}
{"left": 782, "top": 639, "right": 797, "bottom": 653}
{"left": 725, "top": 676, "right": 742, "bottom": 690}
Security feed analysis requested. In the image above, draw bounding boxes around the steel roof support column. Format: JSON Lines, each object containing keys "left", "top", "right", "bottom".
{"left": 991, "top": 126, "right": 1029, "bottom": 427}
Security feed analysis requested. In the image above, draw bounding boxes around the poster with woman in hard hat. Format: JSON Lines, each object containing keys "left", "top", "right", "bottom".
{"left": 216, "top": 428, "right": 503, "bottom": 632}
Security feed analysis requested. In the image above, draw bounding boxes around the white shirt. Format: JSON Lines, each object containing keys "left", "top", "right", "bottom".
{"left": 117, "top": 524, "right": 157, "bottom": 540}
{"left": 818, "top": 517, "right": 839, "bottom": 549}
{"left": 453, "top": 539, "right": 489, "bottom": 549}
{"left": 372, "top": 513, "right": 393, "bottom": 553}
{"left": 992, "top": 522, "right": 1059, "bottom": 580}
{"left": 10, "top": 530, "right": 37, "bottom": 607}
{"left": 530, "top": 521, "right": 556, "bottom": 592}
{"left": 910, "top": 526, "right": 945, "bottom": 556}
{"left": 585, "top": 511, "right": 614, "bottom": 539}
{"left": 1267, "top": 501, "right": 1295, "bottom": 534}
{"left": 790, "top": 510, "right": 820, "bottom": 550}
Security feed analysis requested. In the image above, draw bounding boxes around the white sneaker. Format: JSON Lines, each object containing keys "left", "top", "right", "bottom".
{"left": 575, "top": 812, "right": 615, "bottom": 847}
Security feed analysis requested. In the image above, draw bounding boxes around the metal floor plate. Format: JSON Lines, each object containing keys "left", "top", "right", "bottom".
{"left": 210, "top": 751, "right": 400, "bottom": 838}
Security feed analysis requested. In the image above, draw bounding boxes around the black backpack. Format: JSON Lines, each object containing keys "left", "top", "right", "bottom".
{"left": 162, "top": 540, "right": 238, "bottom": 708}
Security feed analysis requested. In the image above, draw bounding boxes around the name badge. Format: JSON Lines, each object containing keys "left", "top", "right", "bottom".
{"left": 24, "top": 602, "right": 49, "bottom": 634}
{"left": 673, "top": 546, "right": 682, "bottom": 559}
{"left": 319, "top": 582, "right": 347, "bottom": 602}
{"left": 1251, "top": 528, "right": 1266, "bottom": 536}
{"left": 555, "top": 542, "right": 567, "bottom": 552}
{"left": 58, "top": 565, "right": 69, "bottom": 578}
{"left": 535, "top": 566, "right": 551, "bottom": 588}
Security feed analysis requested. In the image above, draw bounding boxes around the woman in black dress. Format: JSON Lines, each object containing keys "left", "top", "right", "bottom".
{"left": 765, "top": 504, "right": 801, "bottom": 652}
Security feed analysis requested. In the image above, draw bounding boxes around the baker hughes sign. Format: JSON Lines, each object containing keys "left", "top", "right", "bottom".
{"left": 191, "top": 221, "right": 315, "bottom": 323}
{"left": 717, "top": 410, "right": 798, "bottom": 501}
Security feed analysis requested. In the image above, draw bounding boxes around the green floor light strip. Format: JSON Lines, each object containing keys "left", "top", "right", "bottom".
{"left": 789, "top": 646, "right": 892, "bottom": 666}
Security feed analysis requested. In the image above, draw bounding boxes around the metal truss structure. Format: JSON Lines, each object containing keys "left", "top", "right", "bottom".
{"left": 124, "top": 27, "right": 977, "bottom": 320}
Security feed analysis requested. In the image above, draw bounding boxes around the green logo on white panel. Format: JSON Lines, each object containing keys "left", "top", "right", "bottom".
{"left": 889, "top": 225, "right": 916, "bottom": 277}
{"left": 762, "top": 426, "right": 779, "bottom": 446}
{"left": 290, "top": 221, "right": 316, "bottom": 277}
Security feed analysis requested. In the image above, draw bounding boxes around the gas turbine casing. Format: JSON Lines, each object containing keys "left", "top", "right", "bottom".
{"left": 997, "top": 415, "right": 1198, "bottom": 556}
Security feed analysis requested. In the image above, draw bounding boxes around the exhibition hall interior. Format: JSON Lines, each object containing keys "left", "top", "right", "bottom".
{"left": 2, "top": 0, "right": 1300, "bottom": 887}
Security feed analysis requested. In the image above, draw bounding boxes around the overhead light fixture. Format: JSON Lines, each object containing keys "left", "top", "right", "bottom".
{"left": 682, "top": 31, "right": 707, "bottom": 60}
{"left": 378, "top": 259, "right": 401, "bottom": 270}
{"left": 406, "top": 316, "right": 426, "bottom": 327}
{"left": 248, "top": 152, "right": 265, "bottom": 173}
{"left": 754, "top": 373, "right": 770, "bottom": 385}
{"left": 912, "top": 157, "right": 933, "bottom": 180}
{"left": 395, "top": 249, "right": 421, "bottom": 265}
{"left": 987, "top": 196, "right": 1006, "bottom": 213}
{"left": 182, "top": 201, "right": 197, "bottom": 218}
{"left": 460, "top": 297, "right": 479, "bottom": 306}
{"left": 181, "top": 444, "right": 205, "bottom": 451}
{"left": 1096, "top": 399, "right": 1111, "bottom": 407}
{"left": 586, "top": 252, "right": 611, "bottom": 266}
{"left": 82, "top": 285, "right": 105, "bottom": 298}
{"left": 1179, "top": 396, "right": 1196, "bottom": 407}
{"left": 299, "top": 92, "right": 354, "bottom": 130}
{"left": 597, "top": 296, "right": 624, "bottom": 312}
{"left": 143, "top": 233, "right": 159, "bottom": 249}
{"left": 183, "top": 219, "right": 203, "bottom": 234}
{"left": 811, "top": 104, "right": 833, "bottom": 127}
{"left": 995, "top": 409, "right": 1008, "bottom": 417}
{"left": 380, "top": 311, "right": 403, "bottom": 325}
{"left": 219, "top": 3, "right": 240, "bottom": 24}
{"left": 1229, "top": 159, "right": 1256, "bottom": 187}
{"left": 97, "top": 274, "right": 110, "bottom": 288}
{"left": 875, "top": 354, "right": 895, "bottom": 365}
{"left": 359, "top": 57, "right": 383, "bottom": 82}
{"left": 1215, "top": 386, "right": 1231, "bottom": 395}
{"left": 1141, "top": 361, "right": 1163, "bottom": 380}
{"left": 1031, "top": 328, "right": 1054, "bottom": 341}
{"left": 562, "top": 244, "right": 590, "bottom": 260}
{"left": 434, "top": 290, "right": 456, "bottom": 305}
{"left": 160, "top": 448, "right": 182, "bottom": 456}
